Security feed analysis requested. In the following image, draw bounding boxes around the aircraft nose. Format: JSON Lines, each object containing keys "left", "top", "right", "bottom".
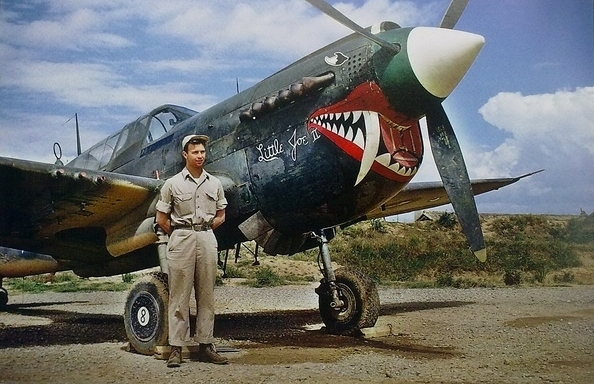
{"left": 408, "top": 27, "right": 484, "bottom": 99}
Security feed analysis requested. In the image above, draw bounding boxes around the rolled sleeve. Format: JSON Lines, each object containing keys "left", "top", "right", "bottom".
{"left": 156, "top": 199, "right": 172, "bottom": 214}
{"left": 216, "top": 181, "right": 227, "bottom": 211}
{"left": 156, "top": 179, "right": 173, "bottom": 214}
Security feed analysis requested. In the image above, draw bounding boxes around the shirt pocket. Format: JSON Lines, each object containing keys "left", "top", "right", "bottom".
{"left": 174, "top": 193, "right": 194, "bottom": 216}
{"left": 203, "top": 187, "right": 218, "bottom": 215}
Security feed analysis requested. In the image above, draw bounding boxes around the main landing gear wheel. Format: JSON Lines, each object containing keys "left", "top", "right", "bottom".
{"left": 317, "top": 267, "right": 380, "bottom": 335}
{"left": 124, "top": 272, "right": 169, "bottom": 355}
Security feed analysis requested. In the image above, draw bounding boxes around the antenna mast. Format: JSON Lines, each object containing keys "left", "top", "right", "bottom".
{"left": 75, "top": 113, "right": 81, "bottom": 156}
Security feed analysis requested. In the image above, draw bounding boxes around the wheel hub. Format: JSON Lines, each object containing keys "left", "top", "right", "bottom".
{"left": 129, "top": 291, "right": 160, "bottom": 342}
{"left": 329, "top": 282, "right": 356, "bottom": 322}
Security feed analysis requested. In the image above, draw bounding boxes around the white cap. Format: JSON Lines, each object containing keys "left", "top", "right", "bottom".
{"left": 182, "top": 134, "right": 209, "bottom": 150}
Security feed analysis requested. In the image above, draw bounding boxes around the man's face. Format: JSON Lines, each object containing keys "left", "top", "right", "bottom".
{"left": 183, "top": 142, "right": 206, "bottom": 169}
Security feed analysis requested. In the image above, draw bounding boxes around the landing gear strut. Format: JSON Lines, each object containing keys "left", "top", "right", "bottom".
{"left": 219, "top": 242, "right": 261, "bottom": 278}
{"left": 313, "top": 230, "right": 380, "bottom": 335}
{"left": 0, "top": 278, "right": 8, "bottom": 310}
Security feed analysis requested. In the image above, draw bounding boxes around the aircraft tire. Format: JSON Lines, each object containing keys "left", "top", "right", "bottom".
{"left": 124, "top": 272, "right": 169, "bottom": 355}
{"left": 317, "top": 267, "right": 379, "bottom": 335}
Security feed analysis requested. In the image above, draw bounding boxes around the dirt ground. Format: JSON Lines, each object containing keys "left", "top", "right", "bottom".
{"left": 1, "top": 283, "right": 593, "bottom": 383}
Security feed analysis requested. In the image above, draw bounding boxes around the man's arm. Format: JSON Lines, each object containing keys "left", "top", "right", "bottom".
{"left": 155, "top": 179, "right": 173, "bottom": 235}
{"left": 210, "top": 209, "right": 225, "bottom": 230}
{"left": 156, "top": 210, "right": 172, "bottom": 235}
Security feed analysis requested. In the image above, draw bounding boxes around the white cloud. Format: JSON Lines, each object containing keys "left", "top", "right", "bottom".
{"left": 468, "top": 140, "right": 520, "bottom": 178}
{"left": 0, "top": 57, "right": 217, "bottom": 112}
{"left": 478, "top": 87, "right": 594, "bottom": 157}
{"left": 1, "top": 5, "right": 133, "bottom": 51}
{"left": 475, "top": 87, "right": 594, "bottom": 179}
{"left": 144, "top": 58, "right": 238, "bottom": 74}
{"left": 470, "top": 87, "right": 594, "bottom": 214}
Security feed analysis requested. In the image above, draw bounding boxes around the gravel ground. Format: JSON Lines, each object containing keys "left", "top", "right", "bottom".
{"left": 1, "top": 284, "right": 593, "bottom": 383}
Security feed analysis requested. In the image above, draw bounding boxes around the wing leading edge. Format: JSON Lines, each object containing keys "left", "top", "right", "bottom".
{"left": 365, "top": 171, "right": 543, "bottom": 220}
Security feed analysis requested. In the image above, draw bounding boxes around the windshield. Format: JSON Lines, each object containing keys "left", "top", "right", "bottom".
{"left": 146, "top": 106, "right": 198, "bottom": 143}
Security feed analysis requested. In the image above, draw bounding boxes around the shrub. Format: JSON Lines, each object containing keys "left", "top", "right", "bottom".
{"left": 370, "top": 218, "right": 387, "bottom": 233}
{"left": 436, "top": 272, "right": 454, "bottom": 287}
{"left": 553, "top": 271, "right": 575, "bottom": 284}
{"left": 54, "top": 272, "right": 78, "bottom": 283}
{"left": 503, "top": 269, "right": 522, "bottom": 286}
{"left": 248, "top": 266, "right": 285, "bottom": 287}
{"left": 122, "top": 273, "right": 134, "bottom": 283}
{"left": 437, "top": 212, "right": 457, "bottom": 229}
{"left": 566, "top": 215, "right": 594, "bottom": 244}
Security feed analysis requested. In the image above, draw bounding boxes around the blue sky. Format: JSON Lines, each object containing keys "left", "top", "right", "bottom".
{"left": 0, "top": 0, "right": 592, "bottom": 215}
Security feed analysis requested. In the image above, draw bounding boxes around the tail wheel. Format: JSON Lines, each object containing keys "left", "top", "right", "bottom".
{"left": 317, "top": 267, "right": 380, "bottom": 335}
{"left": 124, "top": 272, "right": 169, "bottom": 355}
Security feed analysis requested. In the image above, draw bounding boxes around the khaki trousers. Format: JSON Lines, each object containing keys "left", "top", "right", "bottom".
{"left": 167, "top": 229, "right": 218, "bottom": 346}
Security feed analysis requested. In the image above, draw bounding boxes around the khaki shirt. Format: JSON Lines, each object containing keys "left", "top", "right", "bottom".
{"left": 156, "top": 168, "right": 227, "bottom": 227}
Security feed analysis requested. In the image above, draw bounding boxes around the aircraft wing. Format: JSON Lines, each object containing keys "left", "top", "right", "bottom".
{"left": 0, "top": 157, "right": 163, "bottom": 260}
{"left": 365, "top": 171, "right": 542, "bottom": 219}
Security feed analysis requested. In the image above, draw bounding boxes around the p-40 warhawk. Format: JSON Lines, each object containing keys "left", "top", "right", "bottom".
{"left": 0, "top": 0, "right": 536, "bottom": 354}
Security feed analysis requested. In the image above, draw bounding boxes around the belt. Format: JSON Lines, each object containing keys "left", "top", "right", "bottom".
{"left": 173, "top": 223, "right": 211, "bottom": 231}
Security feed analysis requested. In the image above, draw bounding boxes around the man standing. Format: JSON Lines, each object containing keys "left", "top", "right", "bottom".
{"left": 155, "top": 134, "right": 228, "bottom": 367}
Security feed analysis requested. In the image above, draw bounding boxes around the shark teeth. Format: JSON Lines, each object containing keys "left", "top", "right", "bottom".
{"left": 356, "top": 111, "right": 380, "bottom": 185}
{"left": 375, "top": 153, "right": 392, "bottom": 167}
{"left": 312, "top": 111, "right": 365, "bottom": 149}
{"left": 376, "top": 153, "right": 417, "bottom": 177}
{"left": 310, "top": 110, "right": 419, "bottom": 183}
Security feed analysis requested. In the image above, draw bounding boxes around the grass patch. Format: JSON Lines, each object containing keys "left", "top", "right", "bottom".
{"left": 7, "top": 278, "right": 51, "bottom": 293}
{"left": 222, "top": 264, "right": 248, "bottom": 278}
{"left": 245, "top": 266, "right": 285, "bottom": 287}
{"left": 5, "top": 272, "right": 134, "bottom": 293}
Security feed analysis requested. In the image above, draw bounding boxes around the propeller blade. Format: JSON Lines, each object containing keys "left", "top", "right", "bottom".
{"left": 426, "top": 104, "right": 486, "bottom": 261}
{"left": 439, "top": 0, "right": 470, "bottom": 29}
{"left": 304, "top": 0, "right": 399, "bottom": 53}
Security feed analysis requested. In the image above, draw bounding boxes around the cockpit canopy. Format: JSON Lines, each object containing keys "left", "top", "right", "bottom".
{"left": 68, "top": 105, "right": 197, "bottom": 171}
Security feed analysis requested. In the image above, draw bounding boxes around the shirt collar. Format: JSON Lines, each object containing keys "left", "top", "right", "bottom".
{"left": 182, "top": 167, "right": 210, "bottom": 183}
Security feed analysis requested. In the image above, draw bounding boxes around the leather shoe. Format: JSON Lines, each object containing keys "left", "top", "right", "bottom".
{"left": 167, "top": 346, "right": 182, "bottom": 367}
{"left": 198, "top": 344, "right": 228, "bottom": 364}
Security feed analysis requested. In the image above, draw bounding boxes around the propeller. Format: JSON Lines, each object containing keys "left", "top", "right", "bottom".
{"left": 305, "top": 0, "right": 487, "bottom": 261}
{"left": 304, "top": 0, "right": 399, "bottom": 53}
{"left": 439, "top": 0, "right": 470, "bottom": 29}
{"left": 426, "top": 103, "right": 486, "bottom": 261}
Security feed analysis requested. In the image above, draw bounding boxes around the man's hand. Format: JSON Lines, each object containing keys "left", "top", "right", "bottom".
{"left": 156, "top": 210, "right": 172, "bottom": 235}
{"left": 210, "top": 209, "right": 226, "bottom": 230}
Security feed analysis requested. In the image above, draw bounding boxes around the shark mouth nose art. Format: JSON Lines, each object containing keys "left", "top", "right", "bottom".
{"left": 308, "top": 82, "right": 423, "bottom": 186}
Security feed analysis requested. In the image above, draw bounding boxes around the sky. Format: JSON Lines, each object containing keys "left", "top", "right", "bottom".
{"left": 0, "top": 0, "right": 592, "bottom": 216}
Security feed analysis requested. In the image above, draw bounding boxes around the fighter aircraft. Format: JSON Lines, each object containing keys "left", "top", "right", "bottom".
{"left": 0, "top": 0, "right": 535, "bottom": 354}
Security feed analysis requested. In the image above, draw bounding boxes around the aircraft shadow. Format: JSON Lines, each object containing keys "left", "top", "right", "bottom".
{"left": 0, "top": 303, "right": 125, "bottom": 349}
{"left": 0, "top": 300, "right": 471, "bottom": 355}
